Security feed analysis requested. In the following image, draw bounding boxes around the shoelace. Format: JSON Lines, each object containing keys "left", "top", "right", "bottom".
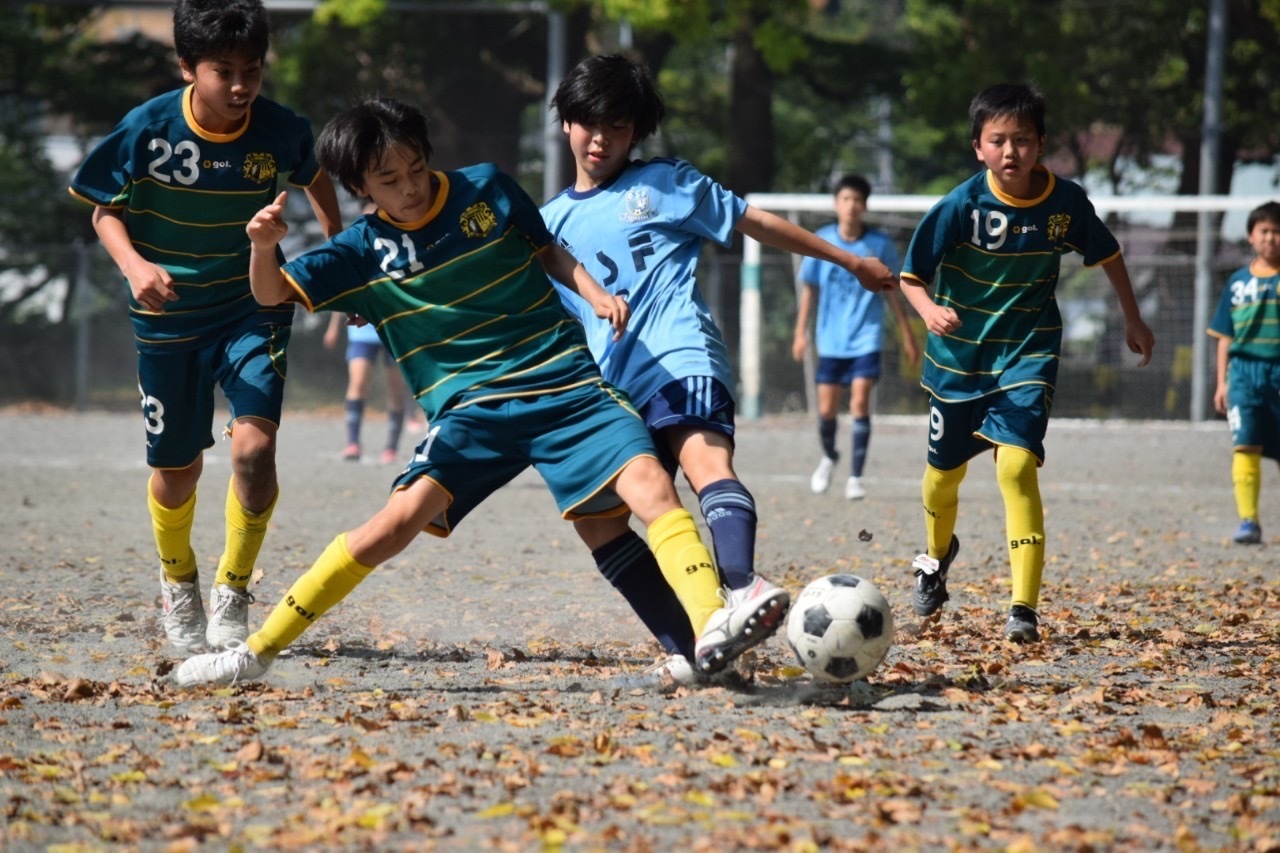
{"left": 214, "top": 642, "right": 257, "bottom": 684}
{"left": 211, "top": 587, "right": 255, "bottom": 619}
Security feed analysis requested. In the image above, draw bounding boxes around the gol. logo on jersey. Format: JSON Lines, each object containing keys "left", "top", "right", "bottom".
{"left": 242, "top": 153, "right": 277, "bottom": 183}
{"left": 460, "top": 202, "right": 498, "bottom": 238}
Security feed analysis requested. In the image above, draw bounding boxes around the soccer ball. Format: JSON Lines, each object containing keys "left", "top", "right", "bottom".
{"left": 786, "top": 574, "right": 894, "bottom": 683}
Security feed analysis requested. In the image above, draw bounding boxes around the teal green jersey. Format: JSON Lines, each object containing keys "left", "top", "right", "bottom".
{"left": 1208, "top": 264, "right": 1280, "bottom": 362}
{"left": 901, "top": 166, "right": 1121, "bottom": 401}
{"left": 282, "top": 163, "right": 602, "bottom": 423}
{"left": 69, "top": 85, "right": 323, "bottom": 352}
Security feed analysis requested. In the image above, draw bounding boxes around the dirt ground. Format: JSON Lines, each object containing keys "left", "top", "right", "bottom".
{"left": 1, "top": 408, "right": 1277, "bottom": 851}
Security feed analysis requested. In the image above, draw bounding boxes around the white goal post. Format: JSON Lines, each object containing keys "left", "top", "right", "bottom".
{"left": 739, "top": 192, "right": 1274, "bottom": 421}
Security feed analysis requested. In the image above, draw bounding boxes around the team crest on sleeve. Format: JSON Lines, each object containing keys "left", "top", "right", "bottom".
{"left": 621, "top": 187, "right": 657, "bottom": 223}
{"left": 242, "top": 153, "right": 277, "bottom": 183}
{"left": 460, "top": 202, "right": 498, "bottom": 238}
{"left": 1046, "top": 213, "right": 1071, "bottom": 244}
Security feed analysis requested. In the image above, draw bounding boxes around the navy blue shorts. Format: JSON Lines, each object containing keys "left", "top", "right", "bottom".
{"left": 926, "top": 384, "right": 1052, "bottom": 470}
{"left": 346, "top": 340, "right": 392, "bottom": 365}
{"left": 392, "top": 381, "right": 658, "bottom": 536}
{"left": 137, "top": 321, "right": 291, "bottom": 469}
{"left": 1226, "top": 357, "right": 1280, "bottom": 460}
{"left": 637, "top": 376, "right": 737, "bottom": 476}
{"left": 816, "top": 352, "right": 882, "bottom": 386}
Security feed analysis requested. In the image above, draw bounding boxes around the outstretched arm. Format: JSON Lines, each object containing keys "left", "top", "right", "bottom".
{"left": 303, "top": 172, "right": 344, "bottom": 240}
{"left": 537, "top": 242, "right": 629, "bottom": 340}
{"left": 736, "top": 205, "right": 897, "bottom": 292}
{"left": 1100, "top": 256, "right": 1154, "bottom": 367}
{"left": 245, "top": 191, "right": 295, "bottom": 307}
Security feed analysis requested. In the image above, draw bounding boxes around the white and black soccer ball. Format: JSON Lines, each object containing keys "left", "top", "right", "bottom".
{"left": 786, "top": 574, "right": 894, "bottom": 683}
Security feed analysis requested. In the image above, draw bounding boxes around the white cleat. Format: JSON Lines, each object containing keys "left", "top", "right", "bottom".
{"left": 694, "top": 576, "right": 790, "bottom": 673}
{"left": 175, "top": 640, "right": 272, "bottom": 688}
{"left": 160, "top": 571, "right": 208, "bottom": 654}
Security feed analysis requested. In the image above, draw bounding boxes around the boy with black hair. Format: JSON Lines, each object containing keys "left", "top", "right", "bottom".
{"left": 899, "top": 83, "right": 1154, "bottom": 642}
{"left": 542, "top": 54, "right": 899, "bottom": 678}
{"left": 177, "top": 97, "right": 762, "bottom": 687}
{"left": 1208, "top": 200, "right": 1280, "bottom": 545}
{"left": 69, "top": 0, "right": 342, "bottom": 654}
{"left": 793, "top": 173, "right": 920, "bottom": 501}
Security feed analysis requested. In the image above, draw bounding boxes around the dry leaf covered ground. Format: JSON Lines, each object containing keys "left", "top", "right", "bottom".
{"left": 1, "top": 409, "right": 1277, "bottom": 851}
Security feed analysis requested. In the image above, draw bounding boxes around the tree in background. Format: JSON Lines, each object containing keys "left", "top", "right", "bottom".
{"left": 0, "top": 6, "right": 173, "bottom": 325}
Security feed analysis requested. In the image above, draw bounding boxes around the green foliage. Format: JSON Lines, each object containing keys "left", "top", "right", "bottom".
{"left": 315, "top": 0, "right": 388, "bottom": 27}
{"left": 898, "top": 0, "right": 1280, "bottom": 193}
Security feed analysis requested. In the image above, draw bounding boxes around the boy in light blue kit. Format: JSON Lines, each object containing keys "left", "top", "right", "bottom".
{"left": 899, "top": 83, "right": 1154, "bottom": 642}
{"left": 793, "top": 174, "right": 921, "bottom": 501}
{"left": 1207, "top": 200, "right": 1280, "bottom": 545}
{"left": 541, "top": 54, "right": 898, "bottom": 679}
{"left": 177, "top": 97, "right": 764, "bottom": 687}
{"left": 68, "top": 0, "right": 342, "bottom": 654}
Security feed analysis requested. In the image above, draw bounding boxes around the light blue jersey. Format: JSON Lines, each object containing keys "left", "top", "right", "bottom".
{"left": 798, "top": 224, "right": 901, "bottom": 358}
{"left": 540, "top": 158, "right": 747, "bottom": 409}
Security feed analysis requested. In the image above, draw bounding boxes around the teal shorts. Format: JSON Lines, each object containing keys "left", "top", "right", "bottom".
{"left": 137, "top": 320, "right": 291, "bottom": 469}
{"left": 1226, "top": 357, "right": 1280, "bottom": 460}
{"left": 926, "top": 384, "right": 1052, "bottom": 470}
{"left": 392, "top": 381, "right": 658, "bottom": 536}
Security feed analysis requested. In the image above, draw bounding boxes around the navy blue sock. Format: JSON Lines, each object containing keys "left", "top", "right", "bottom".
{"left": 697, "top": 479, "right": 757, "bottom": 589}
{"left": 386, "top": 408, "right": 405, "bottom": 452}
{"left": 852, "top": 416, "right": 871, "bottom": 477}
{"left": 592, "top": 531, "right": 694, "bottom": 658}
{"left": 344, "top": 399, "right": 364, "bottom": 446}
{"left": 818, "top": 417, "right": 838, "bottom": 460}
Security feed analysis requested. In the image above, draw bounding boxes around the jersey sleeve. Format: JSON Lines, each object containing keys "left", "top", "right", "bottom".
{"left": 281, "top": 227, "right": 370, "bottom": 313}
{"left": 1207, "top": 276, "right": 1237, "bottom": 339}
{"left": 902, "top": 192, "right": 965, "bottom": 285}
{"left": 280, "top": 110, "right": 322, "bottom": 189}
{"left": 1068, "top": 191, "right": 1121, "bottom": 267}
{"left": 798, "top": 254, "right": 823, "bottom": 286}
{"left": 68, "top": 118, "right": 140, "bottom": 207}
{"left": 493, "top": 168, "right": 555, "bottom": 250}
{"left": 668, "top": 160, "right": 745, "bottom": 248}
{"left": 877, "top": 232, "right": 902, "bottom": 275}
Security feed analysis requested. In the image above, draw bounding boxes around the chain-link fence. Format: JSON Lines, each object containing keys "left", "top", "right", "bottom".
{"left": 0, "top": 215, "right": 1257, "bottom": 420}
{"left": 729, "top": 205, "right": 1258, "bottom": 422}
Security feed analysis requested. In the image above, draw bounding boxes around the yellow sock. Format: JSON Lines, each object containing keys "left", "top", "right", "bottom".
{"left": 248, "top": 533, "right": 374, "bottom": 659}
{"left": 996, "top": 447, "right": 1045, "bottom": 610}
{"left": 646, "top": 508, "right": 723, "bottom": 635}
{"left": 216, "top": 476, "right": 277, "bottom": 589}
{"left": 922, "top": 463, "right": 965, "bottom": 559}
{"left": 1232, "top": 450, "right": 1262, "bottom": 521}
{"left": 148, "top": 480, "right": 197, "bottom": 583}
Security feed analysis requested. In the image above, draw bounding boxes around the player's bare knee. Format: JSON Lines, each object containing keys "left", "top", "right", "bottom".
{"left": 231, "top": 442, "right": 277, "bottom": 489}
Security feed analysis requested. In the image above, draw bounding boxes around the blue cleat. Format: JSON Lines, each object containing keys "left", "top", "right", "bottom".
{"left": 1233, "top": 518, "right": 1262, "bottom": 545}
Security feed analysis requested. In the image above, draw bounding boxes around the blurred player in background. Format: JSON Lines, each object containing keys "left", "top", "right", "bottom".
{"left": 68, "top": 0, "right": 342, "bottom": 654}
{"left": 899, "top": 83, "right": 1154, "bottom": 643}
{"left": 542, "top": 54, "right": 898, "bottom": 679}
{"left": 177, "top": 97, "right": 765, "bottom": 687}
{"left": 324, "top": 312, "right": 416, "bottom": 465}
{"left": 1208, "top": 200, "right": 1280, "bottom": 546}
{"left": 793, "top": 174, "right": 921, "bottom": 501}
